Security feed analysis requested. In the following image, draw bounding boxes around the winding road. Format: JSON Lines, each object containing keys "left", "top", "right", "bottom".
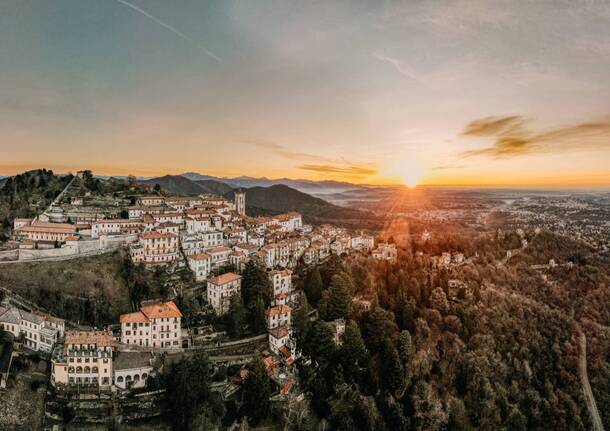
{"left": 576, "top": 324, "right": 604, "bottom": 431}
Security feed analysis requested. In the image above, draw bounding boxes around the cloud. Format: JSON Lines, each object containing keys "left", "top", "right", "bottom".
{"left": 372, "top": 52, "right": 418, "bottom": 81}
{"left": 431, "top": 163, "right": 465, "bottom": 171}
{"left": 243, "top": 139, "right": 334, "bottom": 164}
{"left": 298, "top": 164, "right": 377, "bottom": 176}
{"left": 461, "top": 116, "right": 610, "bottom": 158}
{"left": 115, "top": 0, "right": 222, "bottom": 63}
{"left": 243, "top": 138, "right": 377, "bottom": 177}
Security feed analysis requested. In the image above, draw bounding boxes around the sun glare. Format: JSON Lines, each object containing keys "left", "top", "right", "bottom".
{"left": 399, "top": 164, "right": 425, "bottom": 188}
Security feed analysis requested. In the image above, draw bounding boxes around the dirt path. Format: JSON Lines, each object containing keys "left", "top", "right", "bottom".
{"left": 576, "top": 324, "right": 604, "bottom": 431}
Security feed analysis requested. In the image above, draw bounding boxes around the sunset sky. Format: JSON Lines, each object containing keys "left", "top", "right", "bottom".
{"left": 1, "top": 0, "right": 609, "bottom": 187}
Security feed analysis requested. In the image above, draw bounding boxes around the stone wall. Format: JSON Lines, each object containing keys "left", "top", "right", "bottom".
{"left": 17, "top": 234, "right": 138, "bottom": 261}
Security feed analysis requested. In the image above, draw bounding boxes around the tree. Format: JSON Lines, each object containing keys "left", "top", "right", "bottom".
{"left": 398, "top": 330, "right": 414, "bottom": 364}
{"left": 325, "top": 273, "right": 352, "bottom": 320}
{"left": 379, "top": 338, "right": 405, "bottom": 396}
{"left": 225, "top": 295, "right": 247, "bottom": 338}
{"left": 339, "top": 320, "right": 368, "bottom": 383}
{"left": 304, "top": 266, "right": 323, "bottom": 305}
{"left": 241, "top": 261, "right": 272, "bottom": 308}
{"left": 292, "top": 298, "right": 310, "bottom": 346}
{"left": 165, "top": 351, "right": 212, "bottom": 430}
{"left": 241, "top": 351, "right": 271, "bottom": 426}
{"left": 153, "top": 183, "right": 161, "bottom": 193}
{"left": 251, "top": 297, "right": 267, "bottom": 334}
{"left": 306, "top": 320, "right": 336, "bottom": 365}
{"left": 362, "top": 307, "right": 398, "bottom": 353}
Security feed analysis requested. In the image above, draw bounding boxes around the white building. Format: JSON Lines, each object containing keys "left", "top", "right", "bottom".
{"left": 120, "top": 301, "right": 183, "bottom": 349}
{"left": 0, "top": 306, "right": 62, "bottom": 353}
{"left": 188, "top": 253, "right": 212, "bottom": 281}
{"left": 207, "top": 272, "right": 242, "bottom": 315}
{"left": 265, "top": 305, "right": 292, "bottom": 330}
{"left": 234, "top": 190, "right": 246, "bottom": 216}
{"left": 51, "top": 331, "right": 115, "bottom": 388}
{"left": 268, "top": 269, "right": 293, "bottom": 298}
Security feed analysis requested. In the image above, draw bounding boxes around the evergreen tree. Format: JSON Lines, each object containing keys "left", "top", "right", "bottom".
{"left": 379, "top": 338, "right": 405, "bottom": 396}
{"left": 292, "top": 297, "right": 310, "bottom": 346}
{"left": 307, "top": 320, "right": 336, "bottom": 365}
{"left": 339, "top": 320, "right": 368, "bottom": 383}
{"left": 241, "top": 351, "right": 271, "bottom": 426}
{"left": 304, "top": 266, "right": 323, "bottom": 305}
{"left": 165, "top": 351, "right": 212, "bottom": 430}
{"left": 251, "top": 297, "right": 267, "bottom": 334}
{"left": 225, "top": 295, "right": 247, "bottom": 338}
{"left": 241, "top": 260, "right": 272, "bottom": 307}
{"left": 326, "top": 273, "right": 352, "bottom": 320}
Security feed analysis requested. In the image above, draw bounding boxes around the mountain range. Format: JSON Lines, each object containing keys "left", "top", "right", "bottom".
{"left": 143, "top": 174, "right": 375, "bottom": 227}
{"left": 179, "top": 172, "right": 363, "bottom": 194}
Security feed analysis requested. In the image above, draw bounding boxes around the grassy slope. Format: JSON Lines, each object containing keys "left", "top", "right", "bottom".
{"left": 0, "top": 251, "right": 131, "bottom": 326}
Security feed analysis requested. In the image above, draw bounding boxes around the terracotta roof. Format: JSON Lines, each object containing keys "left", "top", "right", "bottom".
{"left": 189, "top": 253, "right": 211, "bottom": 261}
{"left": 269, "top": 269, "right": 292, "bottom": 277}
{"left": 141, "top": 301, "right": 182, "bottom": 319}
{"left": 141, "top": 231, "right": 177, "bottom": 239}
{"left": 65, "top": 330, "right": 115, "bottom": 348}
{"left": 120, "top": 311, "right": 149, "bottom": 324}
{"left": 17, "top": 222, "right": 76, "bottom": 234}
{"left": 207, "top": 246, "right": 231, "bottom": 254}
{"left": 269, "top": 326, "right": 289, "bottom": 339}
{"left": 266, "top": 305, "right": 292, "bottom": 317}
{"left": 207, "top": 272, "right": 241, "bottom": 285}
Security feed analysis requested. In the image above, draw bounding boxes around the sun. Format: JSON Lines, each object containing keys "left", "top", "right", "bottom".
{"left": 399, "top": 164, "right": 425, "bottom": 188}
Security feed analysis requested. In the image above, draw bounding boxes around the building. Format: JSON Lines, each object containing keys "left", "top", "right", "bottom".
{"left": 207, "top": 272, "right": 242, "bottom": 315}
{"left": 113, "top": 351, "right": 155, "bottom": 390}
{"left": 265, "top": 305, "right": 292, "bottom": 330}
{"left": 130, "top": 231, "right": 179, "bottom": 265}
{"left": 14, "top": 220, "right": 76, "bottom": 243}
{"left": 91, "top": 219, "right": 142, "bottom": 238}
{"left": 137, "top": 196, "right": 165, "bottom": 206}
{"left": 207, "top": 246, "right": 232, "bottom": 268}
{"left": 372, "top": 243, "right": 397, "bottom": 263}
{"left": 0, "top": 306, "right": 61, "bottom": 352}
{"left": 234, "top": 190, "right": 246, "bottom": 216}
{"left": 51, "top": 331, "right": 115, "bottom": 388}
{"left": 119, "top": 301, "right": 183, "bottom": 349}
{"left": 188, "top": 253, "right": 212, "bottom": 281}
{"left": 268, "top": 269, "right": 293, "bottom": 298}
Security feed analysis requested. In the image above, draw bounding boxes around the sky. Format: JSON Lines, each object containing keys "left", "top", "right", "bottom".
{"left": 1, "top": 0, "right": 609, "bottom": 187}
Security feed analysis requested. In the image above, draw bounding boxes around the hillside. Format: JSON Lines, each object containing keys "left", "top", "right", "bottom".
{"left": 142, "top": 175, "right": 233, "bottom": 196}
{"left": 195, "top": 179, "right": 234, "bottom": 195}
{"left": 225, "top": 184, "right": 377, "bottom": 227}
{"left": 0, "top": 169, "right": 73, "bottom": 239}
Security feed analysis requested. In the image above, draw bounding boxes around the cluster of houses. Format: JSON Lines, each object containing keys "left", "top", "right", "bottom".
{"left": 11, "top": 190, "right": 394, "bottom": 273}
{"left": 49, "top": 300, "right": 184, "bottom": 390}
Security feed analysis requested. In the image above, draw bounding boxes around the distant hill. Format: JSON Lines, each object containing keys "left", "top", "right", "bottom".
{"left": 142, "top": 175, "right": 234, "bottom": 196}
{"left": 180, "top": 171, "right": 363, "bottom": 194}
{"left": 144, "top": 174, "right": 377, "bottom": 228}
{"left": 195, "top": 179, "right": 233, "bottom": 195}
{"left": 225, "top": 184, "right": 376, "bottom": 227}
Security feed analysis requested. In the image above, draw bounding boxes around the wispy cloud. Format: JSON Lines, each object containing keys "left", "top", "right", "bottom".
{"left": 372, "top": 52, "right": 418, "bottom": 81}
{"left": 244, "top": 139, "right": 377, "bottom": 177}
{"left": 243, "top": 139, "right": 334, "bottom": 164}
{"left": 115, "top": 0, "right": 222, "bottom": 63}
{"left": 298, "top": 164, "right": 377, "bottom": 176}
{"left": 461, "top": 116, "right": 610, "bottom": 158}
{"left": 431, "top": 163, "right": 465, "bottom": 171}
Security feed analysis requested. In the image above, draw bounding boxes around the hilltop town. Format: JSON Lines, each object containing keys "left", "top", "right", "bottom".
{"left": 0, "top": 169, "right": 399, "bottom": 429}
{"left": 0, "top": 170, "right": 608, "bottom": 431}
